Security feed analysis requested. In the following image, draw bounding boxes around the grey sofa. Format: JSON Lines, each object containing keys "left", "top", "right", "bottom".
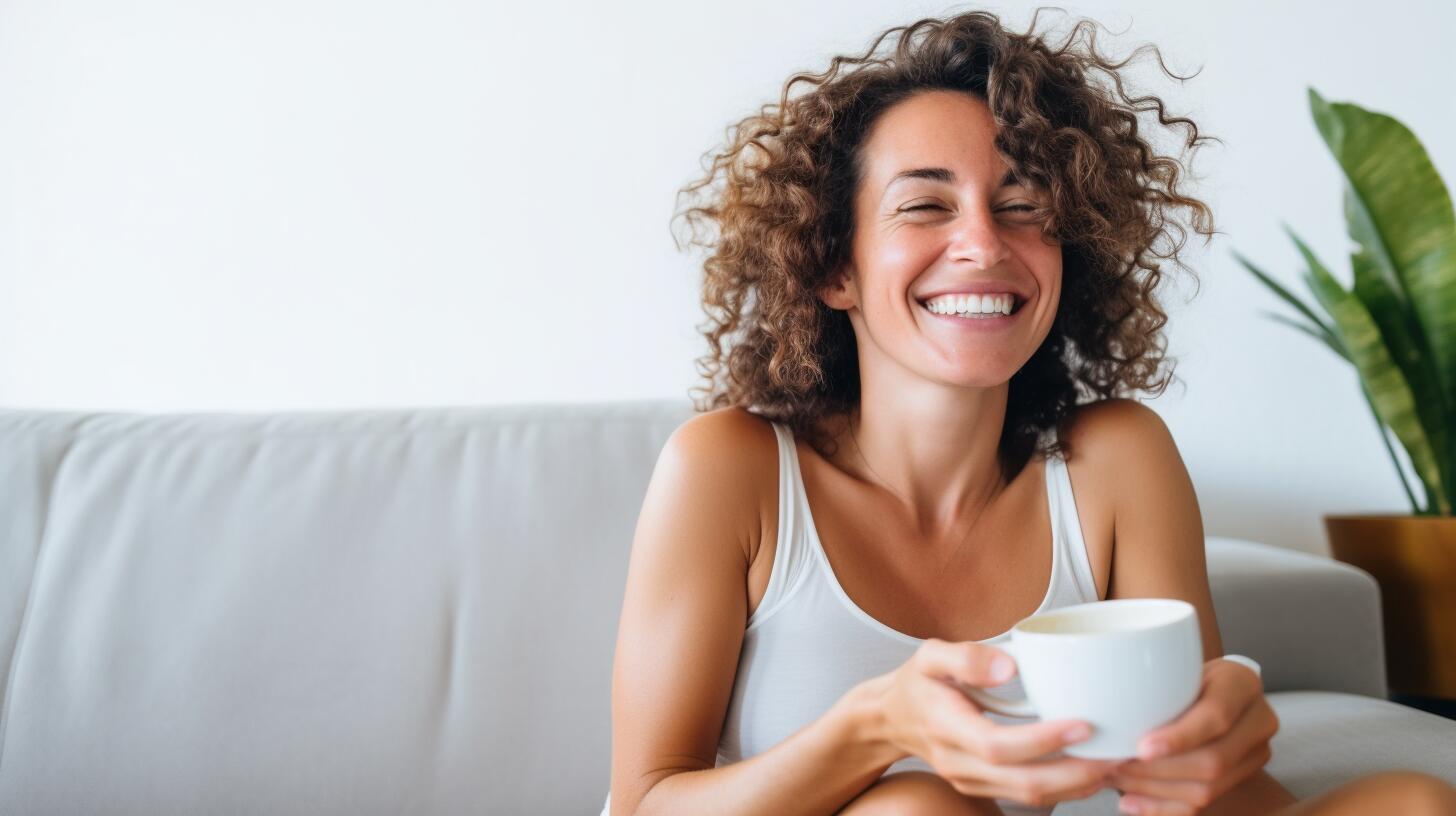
{"left": 1, "top": 398, "right": 1452, "bottom": 815}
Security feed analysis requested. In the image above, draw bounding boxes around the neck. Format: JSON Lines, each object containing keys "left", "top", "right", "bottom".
{"left": 839, "top": 381, "right": 1010, "bottom": 540}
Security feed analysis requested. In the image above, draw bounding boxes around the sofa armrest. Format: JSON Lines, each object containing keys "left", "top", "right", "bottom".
{"left": 1206, "top": 537, "right": 1386, "bottom": 698}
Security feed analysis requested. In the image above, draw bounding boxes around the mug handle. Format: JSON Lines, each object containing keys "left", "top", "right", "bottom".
{"left": 958, "top": 641, "right": 1039, "bottom": 718}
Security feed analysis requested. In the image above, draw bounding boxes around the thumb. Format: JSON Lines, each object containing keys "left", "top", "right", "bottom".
{"left": 916, "top": 638, "right": 1017, "bottom": 688}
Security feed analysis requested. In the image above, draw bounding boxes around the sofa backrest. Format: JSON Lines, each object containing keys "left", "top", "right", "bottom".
{"left": 0, "top": 400, "right": 694, "bottom": 815}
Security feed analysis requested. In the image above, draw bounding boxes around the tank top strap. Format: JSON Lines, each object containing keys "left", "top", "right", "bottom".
{"left": 747, "top": 422, "right": 818, "bottom": 631}
{"left": 1043, "top": 450, "right": 1101, "bottom": 602}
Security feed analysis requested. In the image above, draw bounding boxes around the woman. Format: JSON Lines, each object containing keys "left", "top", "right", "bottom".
{"left": 605, "top": 9, "right": 1456, "bottom": 816}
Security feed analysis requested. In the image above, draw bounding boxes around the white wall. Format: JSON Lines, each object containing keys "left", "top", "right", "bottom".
{"left": 2, "top": 0, "right": 1452, "bottom": 554}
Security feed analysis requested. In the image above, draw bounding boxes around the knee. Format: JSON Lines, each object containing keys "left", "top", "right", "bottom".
{"left": 1363, "top": 771, "right": 1456, "bottom": 816}
{"left": 839, "top": 771, "right": 1003, "bottom": 816}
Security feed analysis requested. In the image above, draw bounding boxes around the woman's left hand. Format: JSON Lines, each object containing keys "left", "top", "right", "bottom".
{"left": 1104, "top": 657, "right": 1280, "bottom": 815}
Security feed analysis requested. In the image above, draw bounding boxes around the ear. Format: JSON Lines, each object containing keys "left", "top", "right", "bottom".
{"left": 817, "top": 264, "right": 858, "bottom": 311}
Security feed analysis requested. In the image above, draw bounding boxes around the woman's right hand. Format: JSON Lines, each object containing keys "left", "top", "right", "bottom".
{"left": 866, "top": 638, "right": 1124, "bottom": 808}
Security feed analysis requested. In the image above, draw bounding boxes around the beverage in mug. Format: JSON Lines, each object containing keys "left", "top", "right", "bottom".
{"left": 961, "top": 598, "right": 1204, "bottom": 759}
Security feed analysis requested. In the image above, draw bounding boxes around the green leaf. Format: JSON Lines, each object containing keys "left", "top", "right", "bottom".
{"left": 1357, "top": 379, "right": 1425, "bottom": 515}
{"left": 1308, "top": 87, "right": 1456, "bottom": 490}
{"left": 1259, "top": 311, "right": 1350, "bottom": 361}
{"left": 1233, "top": 249, "right": 1343, "bottom": 349}
{"left": 1293, "top": 225, "right": 1450, "bottom": 514}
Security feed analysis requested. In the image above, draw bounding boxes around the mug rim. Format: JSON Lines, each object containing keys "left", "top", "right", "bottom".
{"left": 1011, "top": 598, "right": 1194, "bottom": 638}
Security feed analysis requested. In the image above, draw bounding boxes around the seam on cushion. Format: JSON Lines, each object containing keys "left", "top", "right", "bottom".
{"left": 0, "top": 434, "right": 78, "bottom": 779}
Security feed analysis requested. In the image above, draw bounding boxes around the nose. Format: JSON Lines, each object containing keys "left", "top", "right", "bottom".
{"left": 945, "top": 207, "right": 1011, "bottom": 270}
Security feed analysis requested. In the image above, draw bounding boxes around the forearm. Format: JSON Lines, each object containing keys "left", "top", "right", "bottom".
{"left": 632, "top": 678, "right": 907, "bottom": 816}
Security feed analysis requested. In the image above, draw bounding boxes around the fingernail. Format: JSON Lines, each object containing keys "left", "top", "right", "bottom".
{"left": 991, "top": 656, "right": 1014, "bottom": 682}
{"left": 1119, "top": 797, "right": 1141, "bottom": 815}
{"left": 1062, "top": 723, "right": 1091, "bottom": 742}
{"left": 1138, "top": 738, "right": 1168, "bottom": 760}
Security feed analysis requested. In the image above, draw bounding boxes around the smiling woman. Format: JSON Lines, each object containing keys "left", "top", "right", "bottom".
{"left": 604, "top": 8, "right": 1456, "bottom": 816}
{"left": 671, "top": 9, "right": 1217, "bottom": 481}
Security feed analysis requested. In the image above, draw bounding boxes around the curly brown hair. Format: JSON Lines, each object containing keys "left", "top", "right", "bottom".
{"left": 673, "top": 8, "right": 1218, "bottom": 483}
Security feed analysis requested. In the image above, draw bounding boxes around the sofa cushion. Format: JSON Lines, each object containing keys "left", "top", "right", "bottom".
{"left": 1058, "top": 690, "right": 1456, "bottom": 814}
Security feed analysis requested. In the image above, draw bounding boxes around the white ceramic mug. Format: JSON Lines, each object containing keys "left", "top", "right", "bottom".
{"left": 961, "top": 598, "right": 1204, "bottom": 759}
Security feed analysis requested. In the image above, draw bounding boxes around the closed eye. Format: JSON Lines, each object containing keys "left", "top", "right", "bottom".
{"left": 899, "top": 204, "right": 1039, "bottom": 213}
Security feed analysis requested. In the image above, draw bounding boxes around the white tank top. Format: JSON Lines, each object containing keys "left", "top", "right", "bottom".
{"left": 602, "top": 420, "right": 1101, "bottom": 816}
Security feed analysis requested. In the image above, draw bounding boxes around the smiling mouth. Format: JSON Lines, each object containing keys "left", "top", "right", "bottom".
{"left": 915, "top": 296, "right": 1027, "bottom": 318}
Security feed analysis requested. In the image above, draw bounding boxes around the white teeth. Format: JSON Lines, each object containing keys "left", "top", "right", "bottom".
{"left": 923, "top": 294, "right": 1015, "bottom": 316}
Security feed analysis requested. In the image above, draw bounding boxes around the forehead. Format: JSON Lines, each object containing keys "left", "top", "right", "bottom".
{"left": 858, "top": 90, "right": 1008, "bottom": 187}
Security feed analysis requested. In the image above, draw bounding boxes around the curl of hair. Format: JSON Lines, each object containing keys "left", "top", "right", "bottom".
{"left": 673, "top": 7, "right": 1219, "bottom": 482}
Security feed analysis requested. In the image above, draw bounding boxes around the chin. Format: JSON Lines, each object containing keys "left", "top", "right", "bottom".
{"left": 938, "top": 370, "right": 1016, "bottom": 389}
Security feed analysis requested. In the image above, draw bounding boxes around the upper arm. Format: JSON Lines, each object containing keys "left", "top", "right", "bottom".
{"left": 607, "top": 408, "right": 771, "bottom": 815}
{"left": 1067, "top": 399, "right": 1224, "bottom": 662}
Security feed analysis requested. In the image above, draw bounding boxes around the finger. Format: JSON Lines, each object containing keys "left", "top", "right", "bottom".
{"left": 1111, "top": 743, "right": 1271, "bottom": 810}
{"left": 959, "top": 753, "right": 1121, "bottom": 807}
{"left": 1064, "top": 774, "right": 1117, "bottom": 803}
{"left": 1116, "top": 700, "right": 1277, "bottom": 781}
{"left": 1117, "top": 793, "right": 1195, "bottom": 816}
{"left": 1132, "top": 661, "right": 1260, "bottom": 762}
{"left": 916, "top": 638, "right": 1018, "bottom": 687}
{"left": 957, "top": 716, "right": 1110, "bottom": 766}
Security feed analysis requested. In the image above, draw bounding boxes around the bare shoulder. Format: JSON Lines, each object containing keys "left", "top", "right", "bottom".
{"left": 672, "top": 406, "right": 778, "bottom": 452}
{"left": 1058, "top": 397, "right": 1179, "bottom": 466}
{"left": 669, "top": 407, "right": 780, "bottom": 480}
{"left": 664, "top": 406, "right": 780, "bottom": 562}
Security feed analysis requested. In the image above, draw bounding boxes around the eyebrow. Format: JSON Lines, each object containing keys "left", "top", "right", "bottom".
{"left": 885, "top": 167, "right": 1020, "bottom": 190}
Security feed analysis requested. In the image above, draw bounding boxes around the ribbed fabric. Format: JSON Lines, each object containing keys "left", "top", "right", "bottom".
{"left": 604, "top": 420, "right": 1101, "bottom": 816}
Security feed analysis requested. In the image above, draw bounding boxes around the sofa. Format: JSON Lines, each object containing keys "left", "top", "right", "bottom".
{"left": 1, "top": 398, "right": 1453, "bottom": 815}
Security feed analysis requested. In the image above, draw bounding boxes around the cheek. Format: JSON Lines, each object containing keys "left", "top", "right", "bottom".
{"left": 871, "top": 231, "right": 941, "bottom": 277}
{"left": 1018, "top": 235, "right": 1062, "bottom": 287}
{"left": 1015, "top": 227, "right": 1060, "bottom": 260}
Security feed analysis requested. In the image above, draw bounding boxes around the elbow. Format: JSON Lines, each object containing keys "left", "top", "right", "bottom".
{"left": 629, "top": 767, "right": 701, "bottom": 816}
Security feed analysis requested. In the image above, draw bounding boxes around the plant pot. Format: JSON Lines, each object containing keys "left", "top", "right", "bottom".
{"left": 1324, "top": 514, "right": 1456, "bottom": 698}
